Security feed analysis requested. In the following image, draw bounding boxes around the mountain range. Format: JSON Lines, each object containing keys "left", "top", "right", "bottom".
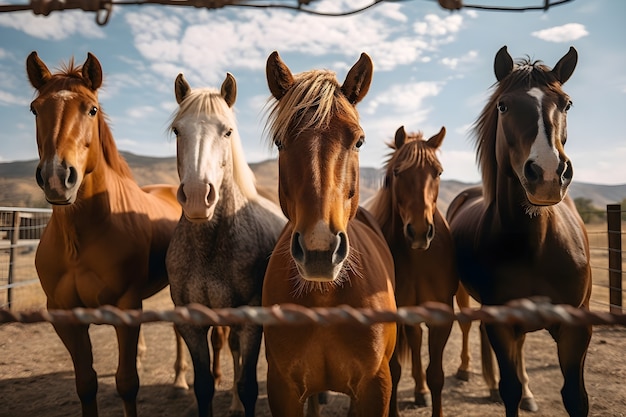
{"left": 1, "top": 152, "right": 624, "bottom": 213}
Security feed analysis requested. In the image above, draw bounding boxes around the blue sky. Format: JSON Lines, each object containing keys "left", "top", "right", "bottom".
{"left": 0, "top": 0, "right": 624, "bottom": 184}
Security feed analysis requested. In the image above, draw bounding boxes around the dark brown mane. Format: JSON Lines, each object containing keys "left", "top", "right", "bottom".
{"left": 384, "top": 132, "right": 442, "bottom": 177}
{"left": 473, "top": 58, "right": 564, "bottom": 203}
{"left": 38, "top": 60, "right": 133, "bottom": 180}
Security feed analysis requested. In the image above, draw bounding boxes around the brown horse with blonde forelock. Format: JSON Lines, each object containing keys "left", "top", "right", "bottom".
{"left": 26, "top": 52, "right": 187, "bottom": 417}
{"left": 262, "top": 51, "right": 397, "bottom": 417}
{"left": 365, "top": 126, "right": 460, "bottom": 417}
{"left": 446, "top": 46, "right": 592, "bottom": 417}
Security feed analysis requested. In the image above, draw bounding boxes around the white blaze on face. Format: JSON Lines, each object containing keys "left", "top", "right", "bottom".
{"left": 526, "top": 87, "right": 559, "bottom": 181}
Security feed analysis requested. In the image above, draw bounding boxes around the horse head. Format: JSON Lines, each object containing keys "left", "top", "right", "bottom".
{"left": 27, "top": 51, "right": 106, "bottom": 205}
{"left": 265, "top": 51, "right": 373, "bottom": 282}
{"left": 490, "top": 45, "right": 577, "bottom": 207}
{"left": 385, "top": 126, "right": 445, "bottom": 250}
{"left": 170, "top": 72, "right": 241, "bottom": 222}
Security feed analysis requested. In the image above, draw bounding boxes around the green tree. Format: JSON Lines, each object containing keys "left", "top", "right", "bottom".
{"left": 574, "top": 197, "right": 604, "bottom": 224}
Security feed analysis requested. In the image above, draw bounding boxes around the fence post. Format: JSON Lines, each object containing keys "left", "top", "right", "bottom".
{"left": 607, "top": 204, "right": 623, "bottom": 314}
{"left": 7, "top": 210, "right": 21, "bottom": 310}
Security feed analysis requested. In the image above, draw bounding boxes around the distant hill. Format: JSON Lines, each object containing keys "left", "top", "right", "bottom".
{"left": 1, "top": 152, "right": 624, "bottom": 214}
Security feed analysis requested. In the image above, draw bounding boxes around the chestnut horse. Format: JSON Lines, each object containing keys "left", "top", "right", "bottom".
{"left": 262, "top": 51, "right": 397, "bottom": 417}
{"left": 365, "top": 126, "right": 460, "bottom": 417}
{"left": 446, "top": 46, "right": 592, "bottom": 417}
{"left": 26, "top": 51, "right": 187, "bottom": 417}
{"left": 165, "top": 73, "right": 285, "bottom": 417}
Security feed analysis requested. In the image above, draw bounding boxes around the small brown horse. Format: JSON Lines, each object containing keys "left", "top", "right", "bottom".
{"left": 365, "top": 126, "right": 459, "bottom": 417}
{"left": 262, "top": 51, "right": 397, "bottom": 417}
{"left": 26, "top": 52, "right": 187, "bottom": 417}
{"left": 447, "top": 46, "right": 592, "bottom": 417}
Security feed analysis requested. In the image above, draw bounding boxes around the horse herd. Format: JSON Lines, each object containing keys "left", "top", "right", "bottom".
{"left": 25, "top": 45, "right": 591, "bottom": 417}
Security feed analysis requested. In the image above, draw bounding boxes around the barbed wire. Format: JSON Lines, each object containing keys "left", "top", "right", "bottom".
{"left": 1, "top": 297, "right": 624, "bottom": 328}
{"left": 0, "top": 0, "right": 577, "bottom": 26}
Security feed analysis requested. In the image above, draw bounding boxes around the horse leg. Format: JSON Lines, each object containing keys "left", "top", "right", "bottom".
{"left": 266, "top": 363, "right": 305, "bottom": 417}
{"left": 113, "top": 323, "right": 142, "bottom": 417}
{"left": 479, "top": 322, "right": 500, "bottom": 402}
{"left": 350, "top": 367, "right": 393, "bottom": 417}
{"left": 136, "top": 327, "right": 146, "bottom": 370}
{"left": 305, "top": 395, "right": 321, "bottom": 417}
{"left": 516, "top": 335, "right": 537, "bottom": 412}
{"left": 234, "top": 324, "right": 262, "bottom": 417}
{"left": 389, "top": 333, "right": 402, "bottom": 417}
{"left": 455, "top": 285, "right": 472, "bottom": 381}
{"left": 228, "top": 326, "right": 244, "bottom": 416}
{"left": 173, "top": 325, "right": 190, "bottom": 390}
{"left": 484, "top": 323, "right": 523, "bottom": 417}
{"left": 549, "top": 323, "right": 592, "bottom": 417}
{"left": 52, "top": 322, "right": 99, "bottom": 417}
{"left": 405, "top": 324, "right": 431, "bottom": 407}
{"left": 427, "top": 321, "right": 453, "bottom": 417}
{"left": 177, "top": 323, "right": 214, "bottom": 417}
{"left": 210, "top": 326, "right": 228, "bottom": 387}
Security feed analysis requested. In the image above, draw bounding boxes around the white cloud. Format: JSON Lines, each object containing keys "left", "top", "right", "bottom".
{"left": 0, "top": 89, "right": 29, "bottom": 106}
{"left": 364, "top": 81, "right": 443, "bottom": 115}
{"left": 440, "top": 50, "right": 478, "bottom": 70}
{"left": 413, "top": 13, "right": 463, "bottom": 37}
{"left": 531, "top": 23, "right": 588, "bottom": 43}
{"left": 0, "top": 10, "right": 105, "bottom": 40}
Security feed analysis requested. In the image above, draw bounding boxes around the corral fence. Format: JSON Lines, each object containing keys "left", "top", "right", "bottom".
{"left": 0, "top": 204, "right": 624, "bottom": 326}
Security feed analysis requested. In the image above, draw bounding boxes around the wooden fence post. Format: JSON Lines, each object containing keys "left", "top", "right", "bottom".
{"left": 607, "top": 204, "right": 623, "bottom": 314}
{"left": 7, "top": 210, "right": 21, "bottom": 310}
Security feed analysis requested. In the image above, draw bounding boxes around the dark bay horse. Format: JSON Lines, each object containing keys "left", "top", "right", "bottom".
{"left": 262, "top": 51, "right": 397, "bottom": 417}
{"left": 26, "top": 51, "right": 187, "bottom": 417}
{"left": 365, "top": 126, "right": 459, "bottom": 417}
{"left": 165, "top": 72, "right": 286, "bottom": 417}
{"left": 446, "top": 46, "right": 592, "bottom": 417}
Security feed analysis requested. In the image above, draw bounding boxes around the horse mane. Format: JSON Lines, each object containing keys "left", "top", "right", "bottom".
{"left": 264, "top": 69, "right": 358, "bottom": 148}
{"left": 169, "top": 88, "right": 258, "bottom": 200}
{"left": 36, "top": 59, "right": 134, "bottom": 180}
{"left": 474, "top": 57, "right": 564, "bottom": 204}
{"left": 367, "top": 131, "right": 442, "bottom": 230}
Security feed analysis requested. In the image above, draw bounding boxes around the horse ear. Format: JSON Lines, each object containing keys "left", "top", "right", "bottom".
{"left": 221, "top": 72, "right": 237, "bottom": 108}
{"left": 175, "top": 73, "right": 191, "bottom": 104}
{"left": 426, "top": 126, "right": 446, "bottom": 149}
{"left": 266, "top": 51, "right": 294, "bottom": 100}
{"left": 494, "top": 45, "right": 514, "bottom": 82}
{"left": 26, "top": 51, "right": 52, "bottom": 90}
{"left": 341, "top": 52, "right": 373, "bottom": 105}
{"left": 82, "top": 53, "right": 103, "bottom": 91}
{"left": 394, "top": 126, "right": 407, "bottom": 149}
{"left": 551, "top": 46, "right": 578, "bottom": 85}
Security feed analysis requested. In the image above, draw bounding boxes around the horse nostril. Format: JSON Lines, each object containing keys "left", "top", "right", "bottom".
{"left": 35, "top": 167, "right": 45, "bottom": 188}
{"left": 291, "top": 232, "right": 305, "bottom": 264}
{"left": 206, "top": 184, "right": 216, "bottom": 207}
{"left": 406, "top": 223, "right": 415, "bottom": 241}
{"left": 524, "top": 160, "right": 543, "bottom": 183}
{"left": 332, "top": 231, "right": 348, "bottom": 265}
{"left": 176, "top": 184, "right": 187, "bottom": 205}
{"left": 427, "top": 223, "right": 435, "bottom": 240}
{"left": 66, "top": 166, "right": 78, "bottom": 188}
{"left": 560, "top": 160, "right": 573, "bottom": 184}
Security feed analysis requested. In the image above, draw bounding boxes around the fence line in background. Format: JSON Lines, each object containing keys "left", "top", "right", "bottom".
{"left": 0, "top": 205, "right": 623, "bottom": 314}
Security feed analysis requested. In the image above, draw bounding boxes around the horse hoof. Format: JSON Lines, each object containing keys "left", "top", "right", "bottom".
{"left": 414, "top": 392, "right": 432, "bottom": 407}
{"left": 455, "top": 369, "right": 470, "bottom": 381}
{"left": 520, "top": 397, "right": 538, "bottom": 412}
{"left": 489, "top": 389, "right": 502, "bottom": 403}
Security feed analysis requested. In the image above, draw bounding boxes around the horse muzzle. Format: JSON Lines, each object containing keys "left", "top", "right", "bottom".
{"left": 35, "top": 161, "right": 80, "bottom": 205}
{"left": 290, "top": 230, "right": 348, "bottom": 282}
{"left": 177, "top": 182, "right": 217, "bottom": 222}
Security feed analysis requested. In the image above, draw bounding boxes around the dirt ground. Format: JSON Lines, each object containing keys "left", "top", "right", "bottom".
{"left": 1, "top": 289, "right": 625, "bottom": 417}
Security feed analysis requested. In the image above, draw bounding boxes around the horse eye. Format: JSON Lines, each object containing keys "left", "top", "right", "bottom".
{"left": 564, "top": 101, "right": 573, "bottom": 112}
{"left": 30, "top": 105, "right": 37, "bottom": 116}
{"left": 172, "top": 127, "right": 179, "bottom": 136}
{"left": 355, "top": 136, "right": 365, "bottom": 149}
{"left": 224, "top": 129, "right": 233, "bottom": 138}
{"left": 497, "top": 102, "right": 508, "bottom": 113}
{"left": 88, "top": 106, "right": 98, "bottom": 117}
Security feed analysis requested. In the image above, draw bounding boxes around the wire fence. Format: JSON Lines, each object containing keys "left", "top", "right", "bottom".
{"left": 0, "top": 204, "right": 624, "bottom": 326}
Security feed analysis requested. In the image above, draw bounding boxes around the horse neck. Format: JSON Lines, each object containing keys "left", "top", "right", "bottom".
{"left": 368, "top": 188, "right": 404, "bottom": 245}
